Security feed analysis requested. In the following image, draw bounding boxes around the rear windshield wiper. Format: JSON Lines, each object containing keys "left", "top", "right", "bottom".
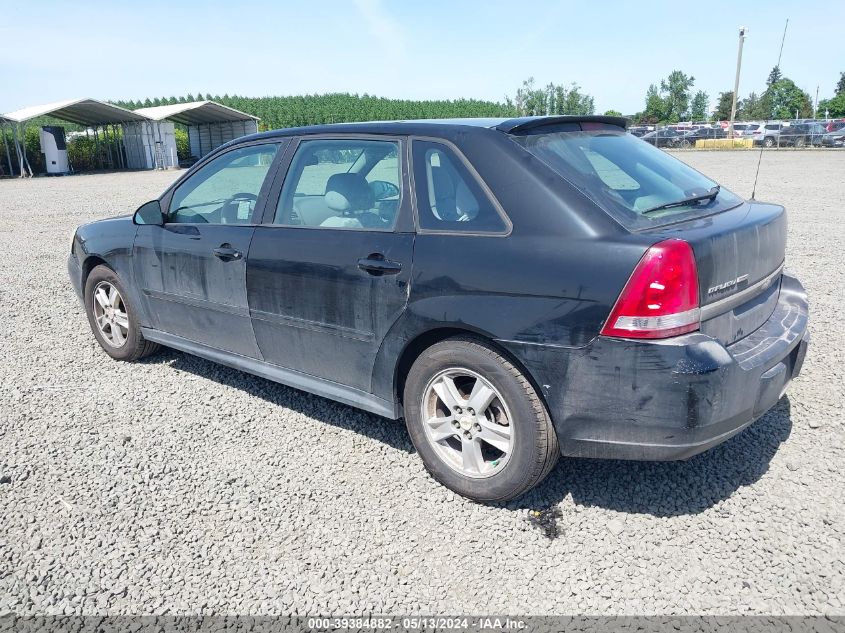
{"left": 641, "top": 185, "right": 720, "bottom": 215}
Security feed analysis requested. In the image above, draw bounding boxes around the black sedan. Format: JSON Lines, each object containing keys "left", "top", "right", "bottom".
{"left": 68, "top": 116, "right": 809, "bottom": 502}
{"left": 676, "top": 127, "right": 727, "bottom": 147}
{"left": 639, "top": 128, "right": 683, "bottom": 147}
{"left": 821, "top": 128, "right": 845, "bottom": 147}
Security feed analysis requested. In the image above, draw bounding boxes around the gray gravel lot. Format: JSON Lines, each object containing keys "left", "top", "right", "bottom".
{"left": 0, "top": 151, "right": 843, "bottom": 616}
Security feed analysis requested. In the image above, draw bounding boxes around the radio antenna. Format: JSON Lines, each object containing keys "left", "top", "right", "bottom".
{"left": 752, "top": 18, "right": 789, "bottom": 200}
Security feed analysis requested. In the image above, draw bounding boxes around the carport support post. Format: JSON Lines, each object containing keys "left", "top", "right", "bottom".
{"left": 93, "top": 127, "right": 101, "bottom": 169}
{"left": 12, "top": 125, "right": 23, "bottom": 177}
{"left": 114, "top": 124, "right": 125, "bottom": 169}
{"left": 102, "top": 124, "right": 113, "bottom": 169}
{"left": 15, "top": 123, "right": 32, "bottom": 177}
{"left": 1, "top": 122, "right": 13, "bottom": 176}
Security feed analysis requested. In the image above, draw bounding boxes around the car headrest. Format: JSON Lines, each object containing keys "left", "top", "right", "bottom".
{"left": 324, "top": 173, "right": 374, "bottom": 212}
{"left": 430, "top": 166, "right": 455, "bottom": 200}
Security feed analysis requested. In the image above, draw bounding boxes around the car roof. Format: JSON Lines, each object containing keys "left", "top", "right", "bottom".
{"left": 233, "top": 115, "right": 629, "bottom": 144}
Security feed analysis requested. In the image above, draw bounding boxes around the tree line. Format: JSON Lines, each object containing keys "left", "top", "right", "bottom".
{"left": 110, "top": 80, "right": 597, "bottom": 132}
{"left": 637, "top": 67, "right": 845, "bottom": 123}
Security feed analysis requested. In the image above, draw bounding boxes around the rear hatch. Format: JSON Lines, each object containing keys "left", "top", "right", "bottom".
{"left": 642, "top": 201, "right": 786, "bottom": 346}
{"left": 505, "top": 120, "right": 786, "bottom": 346}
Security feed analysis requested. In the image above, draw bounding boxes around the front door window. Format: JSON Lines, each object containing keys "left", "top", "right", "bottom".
{"left": 168, "top": 144, "right": 279, "bottom": 224}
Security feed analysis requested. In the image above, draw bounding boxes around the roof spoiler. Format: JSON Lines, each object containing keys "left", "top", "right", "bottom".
{"left": 496, "top": 115, "right": 629, "bottom": 134}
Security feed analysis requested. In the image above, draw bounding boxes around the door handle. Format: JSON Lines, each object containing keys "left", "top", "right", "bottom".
{"left": 213, "top": 244, "right": 242, "bottom": 261}
{"left": 357, "top": 254, "right": 402, "bottom": 276}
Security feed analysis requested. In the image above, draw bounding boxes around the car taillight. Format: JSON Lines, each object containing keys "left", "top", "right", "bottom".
{"left": 601, "top": 239, "right": 700, "bottom": 339}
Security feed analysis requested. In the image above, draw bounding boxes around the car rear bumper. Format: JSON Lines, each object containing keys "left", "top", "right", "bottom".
{"left": 506, "top": 272, "right": 808, "bottom": 461}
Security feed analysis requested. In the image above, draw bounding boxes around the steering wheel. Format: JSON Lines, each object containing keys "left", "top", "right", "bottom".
{"left": 226, "top": 192, "right": 258, "bottom": 206}
{"left": 219, "top": 192, "right": 259, "bottom": 224}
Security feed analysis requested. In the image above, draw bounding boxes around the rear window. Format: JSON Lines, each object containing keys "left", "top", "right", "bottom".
{"left": 511, "top": 125, "right": 743, "bottom": 229}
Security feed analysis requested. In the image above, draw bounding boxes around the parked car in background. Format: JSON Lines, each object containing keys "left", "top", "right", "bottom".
{"left": 821, "top": 128, "right": 845, "bottom": 147}
{"left": 67, "top": 115, "right": 809, "bottom": 502}
{"left": 628, "top": 125, "right": 652, "bottom": 137}
{"left": 677, "top": 127, "right": 727, "bottom": 147}
{"left": 640, "top": 128, "right": 683, "bottom": 147}
{"left": 779, "top": 123, "right": 827, "bottom": 147}
{"left": 748, "top": 122, "right": 787, "bottom": 147}
{"left": 824, "top": 119, "right": 845, "bottom": 133}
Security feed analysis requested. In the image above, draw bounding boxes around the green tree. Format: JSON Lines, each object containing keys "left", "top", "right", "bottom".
{"left": 739, "top": 92, "right": 766, "bottom": 120}
{"left": 659, "top": 70, "right": 695, "bottom": 122}
{"left": 763, "top": 78, "right": 813, "bottom": 119}
{"left": 603, "top": 109, "right": 622, "bottom": 116}
{"left": 511, "top": 78, "right": 594, "bottom": 116}
{"left": 836, "top": 72, "right": 845, "bottom": 95}
{"left": 561, "top": 83, "right": 594, "bottom": 115}
{"left": 713, "top": 91, "right": 734, "bottom": 121}
{"left": 514, "top": 77, "right": 546, "bottom": 115}
{"left": 689, "top": 90, "right": 709, "bottom": 120}
{"left": 818, "top": 93, "right": 845, "bottom": 118}
{"left": 767, "top": 66, "right": 783, "bottom": 86}
{"left": 643, "top": 84, "right": 664, "bottom": 122}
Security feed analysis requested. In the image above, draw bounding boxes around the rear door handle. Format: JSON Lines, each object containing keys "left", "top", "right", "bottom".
{"left": 213, "top": 244, "right": 242, "bottom": 261}
{"left": 357, "top": 254, "right": 402, "bottom": 276}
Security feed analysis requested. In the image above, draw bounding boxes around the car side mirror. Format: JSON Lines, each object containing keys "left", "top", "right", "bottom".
{"left": 133, "top": 200, "right": 164, "bottom": 226}
{"left": 369, "top": 180, "right": 400, "bottom": 201}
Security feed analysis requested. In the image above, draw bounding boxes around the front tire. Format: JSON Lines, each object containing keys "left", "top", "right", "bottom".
{"left": 84, "top": 265, "right": 158, "bottom": 361}
{"left": 763, "top": 136, "right": 776, "bottom": 148}
{"left": 403, "top": 337, "right": 559, "bottom": 502}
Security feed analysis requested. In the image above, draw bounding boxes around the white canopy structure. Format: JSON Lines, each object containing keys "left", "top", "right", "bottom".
{"left": 1, "top": 98, "right": 261, "bottom": 177}
{"left": 2, "top": 98, "right": 148, "bottom": 126}
{"left": 134, "top": 101, "right": 260, "bottom": 160}
{"left": 1, "top": 98, "right": 151, "bottom": 177}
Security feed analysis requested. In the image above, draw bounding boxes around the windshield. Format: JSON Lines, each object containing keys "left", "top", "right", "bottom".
{"left": 511, "top": 126, "right": 743, "bottom": 229}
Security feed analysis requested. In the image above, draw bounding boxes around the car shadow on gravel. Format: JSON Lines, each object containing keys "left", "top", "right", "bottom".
{"left": 511, "top": 396, "right": 793, "bottom": 517}
{"left": 143, "top": 349, "right": 792, "bottom": 517}
{"left": 144, "top": 349, "right": 414, "bottom": 454}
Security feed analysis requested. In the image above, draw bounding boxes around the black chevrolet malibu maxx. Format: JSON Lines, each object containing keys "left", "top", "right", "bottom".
{"left": 68, "top": 116, "right": 809, "bottom": 502}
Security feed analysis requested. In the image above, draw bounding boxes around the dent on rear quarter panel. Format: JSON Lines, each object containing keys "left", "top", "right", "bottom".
{"left": 369, "top": 233, "right": 651, "bottom": 405}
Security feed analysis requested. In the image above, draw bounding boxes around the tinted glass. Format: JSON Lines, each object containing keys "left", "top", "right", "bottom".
{"left": 168, "top": 144, "right": 278, "bottom": 224}
{"left": 512, "top": 127, "right": 743, "bottom": 229}
{"left": 411, "top": 140, "right": 506, "bottom": 233}
{"left": 274, "top": 139, "right": 400, "bottom": 231}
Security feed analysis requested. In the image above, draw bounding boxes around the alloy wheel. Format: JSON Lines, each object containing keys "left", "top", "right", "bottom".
{"left": 92, "top": 281, "right": 130, "bottom": 347}
{"left": 420, "top": 368, "right": 514, "bottom": 478}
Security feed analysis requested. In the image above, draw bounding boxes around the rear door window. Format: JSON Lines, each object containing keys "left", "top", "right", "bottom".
{"left": 274, "top": 139, "right": 401, "bottom": 231}
{"left": 411, "top": 140, "right": 508, "bottom": 234}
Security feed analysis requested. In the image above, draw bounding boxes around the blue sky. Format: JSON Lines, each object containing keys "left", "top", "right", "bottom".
{"left": 2, "top": 0, "right": 843, "bottom": 116}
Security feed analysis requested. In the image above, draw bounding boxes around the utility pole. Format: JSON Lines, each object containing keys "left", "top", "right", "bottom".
{"left": 729, "top": 27, "right": 748, "bottom": 138}
{"left": 814, "top": 85, "right": 819, "bottom": 118}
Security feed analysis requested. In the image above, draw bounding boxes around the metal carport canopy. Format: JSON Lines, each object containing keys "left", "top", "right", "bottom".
{"left": 133, "top": 101, "right": 260, "bottom": 125}
{"left": 1, "top": 97, "right": 149, "bottom": 125}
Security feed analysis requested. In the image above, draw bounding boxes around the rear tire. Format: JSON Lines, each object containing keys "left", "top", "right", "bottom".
{"left": 84, "top": 265, "right": 159, "bottom": 361}
{"left": 763, "top": 136, "right": 776, "bottom": 148}
{"left": 403, "top": 336, "right": 559, "bottom": 502}
{"left": 794, "top": 137, "right": 806, "bottom": 148}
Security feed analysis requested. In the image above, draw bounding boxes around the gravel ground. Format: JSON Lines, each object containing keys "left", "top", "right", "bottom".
{"left": 0, "top": 152, "right": 843, "bottom": 616}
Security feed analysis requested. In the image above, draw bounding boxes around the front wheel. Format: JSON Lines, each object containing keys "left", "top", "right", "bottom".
{"left": 763, "top": 137, "right": 776, "bottom": 148}
{"left": 84, "top": 265, "right": 159, "bottom": 361}
{"left": 403, "top": 337, "right": 559, "bottom": 502}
